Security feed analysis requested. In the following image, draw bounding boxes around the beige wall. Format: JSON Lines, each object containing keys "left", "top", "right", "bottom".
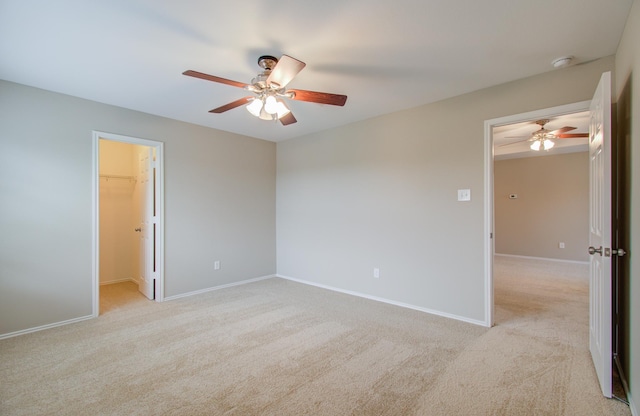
{"left": 277, "top": 56, "right": 615, "bottom": 325}
{"left": 614, "top": 0, "right": 639, "bottom": 412}
{"left": 494, "top": 152, "right": 589, "bottom": 262}
{"left": 0, "top": 81, "right": 276, "bottom": 336}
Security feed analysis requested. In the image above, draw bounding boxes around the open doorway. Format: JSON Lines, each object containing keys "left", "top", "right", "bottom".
{"left": 483, "top": 100, "right": 591, "bottom": 327}
{"left": 491, "top": 110, "right": 591, "bottom": 327}
{"left": 484, "top": 89, "right": 628, "bottom": 402}
{"left": 92, "top": 131, "right": 164, "bottom": 316}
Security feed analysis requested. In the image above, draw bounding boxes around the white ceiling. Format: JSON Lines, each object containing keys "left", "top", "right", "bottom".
{"left": 0, "top": 0, "right": 633, "bottom": 142}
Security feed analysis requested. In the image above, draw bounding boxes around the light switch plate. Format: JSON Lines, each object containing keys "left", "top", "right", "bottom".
{"left": 458, "top": 189, "right": 471, "bottom": 201}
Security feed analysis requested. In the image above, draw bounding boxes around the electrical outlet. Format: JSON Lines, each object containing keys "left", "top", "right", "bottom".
{"left": 214, "top": 261, "right": 220, "bottom": 270}
{"left": 373, "top": 268, "right": 380, "bottom": 278}
{"left": 559, "top": 242, "right": 565, "bottom": 249}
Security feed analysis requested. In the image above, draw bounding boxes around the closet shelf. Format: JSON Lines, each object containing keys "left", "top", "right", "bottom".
{"left": 100, "top": 174, "right": 136, "bottom": 182}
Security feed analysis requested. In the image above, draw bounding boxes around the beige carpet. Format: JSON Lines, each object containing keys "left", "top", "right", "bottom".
{"left": 0, "top": 257, "right": 631, "bottom": 415}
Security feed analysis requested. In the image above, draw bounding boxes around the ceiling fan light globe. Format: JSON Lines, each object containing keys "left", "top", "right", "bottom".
{"left": 530, "top": 140, "right": 542, "bottom": 151}
{"left": 264, "top": 96, "right": 279, "bottom": 114}
{"left": 275, "top": 100, "right": 291, "bottom": 118}
{"left": 258, "top": 106, "right": 275, "bottom": 121}
{"left": 246, "top": 98, "right": 263, "bottom": 117}
{"left": 543, "top": 139, "right": 555, "bottom": 150}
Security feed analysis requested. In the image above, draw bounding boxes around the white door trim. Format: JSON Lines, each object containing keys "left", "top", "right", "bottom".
{"left": 91, "top": 131, "right": 165, "bottom": 317}
{"left": 483, "top": 100, "right": 591, "bottom": 327}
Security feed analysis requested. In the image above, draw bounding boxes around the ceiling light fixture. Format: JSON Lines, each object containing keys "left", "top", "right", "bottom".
{"left": 246, "top": 93, "right": 291, "bottom": 121}
{"left": 530, "top": 134, "right": 556, "bottom": 151}
{"left": 552, "top": 56, "right": 574, "bottom": 68}
{"left": 528, "top": 119, "right": 557, "bottom": 151}
{"left": 526, "top": 119, "right": 556, "bottom": 151}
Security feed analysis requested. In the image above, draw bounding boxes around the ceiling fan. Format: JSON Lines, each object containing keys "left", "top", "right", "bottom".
{"left": 183, "top": 55, "right": 347, "bottom": 126}
{"left": 500, "top": 119, "right": 589, "bottom": 151}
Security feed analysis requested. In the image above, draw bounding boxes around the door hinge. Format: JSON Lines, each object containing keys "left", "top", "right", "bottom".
{"left": 604, "top": 247, "right": 627, "bottom": 257}
{"left": 612, "top": 248, "right": 627, "bottom": 257}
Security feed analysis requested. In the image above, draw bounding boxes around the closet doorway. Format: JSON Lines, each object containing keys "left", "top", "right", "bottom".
{"left": 92, "top": 131, "right": 164, "bottom": 316}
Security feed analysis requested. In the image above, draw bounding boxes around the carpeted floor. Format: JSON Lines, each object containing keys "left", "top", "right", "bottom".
{"left": 0, "top": 257, "right": 631, "bottom": 415}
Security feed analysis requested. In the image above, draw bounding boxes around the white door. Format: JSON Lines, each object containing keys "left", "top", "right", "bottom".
{"left": 137, "top": 146, "right": 156, "bottom": 300}
{"left": 588, "top": 71, "right": 612, "bottom": 397}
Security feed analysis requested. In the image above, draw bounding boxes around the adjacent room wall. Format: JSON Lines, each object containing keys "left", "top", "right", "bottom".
{"left": 494, "top": 152, "right": 589, "bottom": 262}
{"left": 0, "top": 81, "right": 276, "bottom": 336}
{"left": 614, "top": 0, "right": 639, "bottom": 413}
{"left": 277, "top": 56, "right": 615, "bottom": 325}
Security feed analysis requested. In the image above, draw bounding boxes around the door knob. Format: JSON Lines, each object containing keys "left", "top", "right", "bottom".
{"left": 134, "top": 227, "right": 142, "bottom": 232}
{"left": 588, "top": 246, "right": 602, "bottom": 256}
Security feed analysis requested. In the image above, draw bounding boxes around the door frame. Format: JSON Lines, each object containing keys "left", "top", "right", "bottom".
{"left": 91, "top": 131, "right": 165, "bottom": 317}
{"left": 483, "top": 100, "right": 591, "bottom": 326}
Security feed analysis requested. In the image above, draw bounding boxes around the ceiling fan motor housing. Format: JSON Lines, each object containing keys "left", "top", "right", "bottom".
{"left": 251, "top": 56, "right": 280, "bottom": 90}
{"left": 258, "top": 55, "right": 278, "bottom": 71}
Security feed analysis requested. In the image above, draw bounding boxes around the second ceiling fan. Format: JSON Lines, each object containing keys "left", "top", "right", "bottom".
{"left": 183, "top": 54, "right": 347, "bottom": 126}
{"left": 501, "top": 119, "right": 589, "bottom": 151}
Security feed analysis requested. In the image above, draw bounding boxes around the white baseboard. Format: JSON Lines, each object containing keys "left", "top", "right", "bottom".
{"left": 630, "top": 395, "right": 638, "bottom": 416}
{"left": 277, "top": 274, "right": 489, "bottom": 327}
{"left": 163, "top": 274, "right": 277, "bottom": 301}
{"left": 100, "top": 277, "right": 137, "bottom": 286}
{"left": 0, "top": 314, "right": 94, "bottom": 340}
{"left": 495, "top": 253, "right": 589, "bottom": 265}
{"left": 2, "top": 275, "right": 277, "bottom": 339}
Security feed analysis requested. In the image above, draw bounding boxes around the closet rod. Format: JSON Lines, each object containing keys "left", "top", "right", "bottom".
{"left": 99, "top": 174, "right": 136, "bottom": 182}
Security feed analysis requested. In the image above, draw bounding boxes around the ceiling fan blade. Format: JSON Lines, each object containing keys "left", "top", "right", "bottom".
{"left": 267, "top": 55, "right": 306, "bottom": 88}
{"left": 557, "top": 133, "right": 589, "bottom": 138}
{"left": 279, "top": 112, "right": 297, "bottom": 126}
{"left": 288, "top": 89, "right": 347, "bottom": 106}
{"left": 550, "top": 126, "right": 577, "bottom": 135}
{"left": 498, "top": 138, "right": 531, "bottom": 147}
{"left": 183, "top": 70, "right": 249, "bottom": 89}
{"left": 209, "top": 97, "right": 253, "bottom": 113}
